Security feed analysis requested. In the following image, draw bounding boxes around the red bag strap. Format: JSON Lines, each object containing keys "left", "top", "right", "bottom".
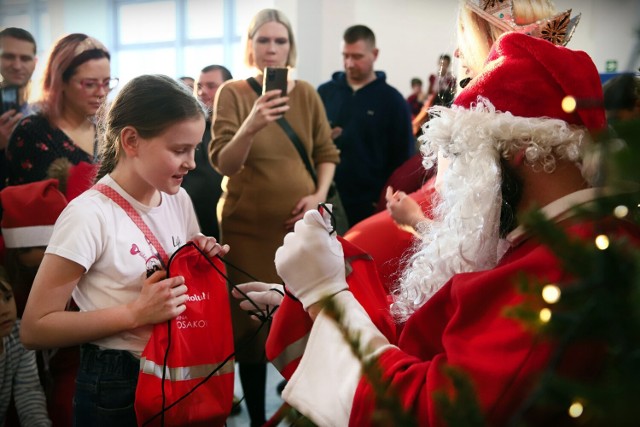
{"left": 93, "top": 183, "right": 169, "bottom": 266}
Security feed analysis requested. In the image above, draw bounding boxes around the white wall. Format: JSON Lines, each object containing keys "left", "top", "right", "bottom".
{"left": 555, "top": 0, "right": 640, "bottom": 73}
{"left": 283, "top": 0, "right": 640, "bottom": 95}
{"left": 20, "top": 0, "right": 640, "bottom": 95}
{"left": 350, "top": 0, "right": 460, "bottom": 97}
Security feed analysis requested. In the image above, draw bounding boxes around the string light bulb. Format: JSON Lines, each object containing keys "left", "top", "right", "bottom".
{"left": 595, "top": 235, "right": 610, "bottom": 250}
{"left": 562, "top": 96, "right": 577, "bottom": 113}
{"left": 539, "top": 308, "right": 552, "bottom": 323}
{"left": 542, "top": 284, "right": 561, "bottom": 304}
{"left": 614, "top": 205, "right": 629, "bottom": 218}
{"left": 568, "top": 401, "right": 584, "bottom": 418}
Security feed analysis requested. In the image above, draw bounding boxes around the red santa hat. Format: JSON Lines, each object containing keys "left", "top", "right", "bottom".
{"left": 420, "top": 32, "right": 606, "bottom": 174}
{"left": 401, "top": 34, "right": 608, "bottom": 318}
{"left": 454, "top": 31, "right": 605, "bottom": 130}
{"left": 0, "top": 179, "right": 68, "bottom": 248}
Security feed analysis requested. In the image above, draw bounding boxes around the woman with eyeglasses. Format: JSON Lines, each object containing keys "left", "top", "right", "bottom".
{"left": 6, "top": 33, "right": 117, "bottom": 186}
{"left": 210, "top": 9, "right": 340, "bottom": 426}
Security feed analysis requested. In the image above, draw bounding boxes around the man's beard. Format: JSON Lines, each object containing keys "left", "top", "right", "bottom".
{"left": 391, "top": 155, "right": 522, "bottom": 322}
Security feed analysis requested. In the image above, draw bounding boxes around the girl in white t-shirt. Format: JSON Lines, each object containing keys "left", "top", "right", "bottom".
{"left": 20, "top": 74, "right": 229, "bottom": 426}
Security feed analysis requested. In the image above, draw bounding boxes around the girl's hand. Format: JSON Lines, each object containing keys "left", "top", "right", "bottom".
{"left": 129, "top": 271, "right": 188, "bottom": 326}
{"left": 232, "top": 282, "right": 284, "bottom": 312}
{"left": 191, "top": 234, "right": 230, "bottom": 258}
{"left": 244, "top": 89, "right": 290, "bottom": 135}
{"left": 284, "top": 193, "right": 325, "bottom": 231}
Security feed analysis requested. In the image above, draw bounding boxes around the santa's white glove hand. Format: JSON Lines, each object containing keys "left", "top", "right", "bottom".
{"left": 232, "top": 282, "right": 284, "bottom": 312}
{"left": 275, "top": 209, "right": 348, "bottom": 310}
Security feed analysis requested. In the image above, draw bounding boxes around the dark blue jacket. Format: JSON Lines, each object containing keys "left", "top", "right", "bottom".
{"left": 318, "top": 71, "right": 414, "bottom": 225}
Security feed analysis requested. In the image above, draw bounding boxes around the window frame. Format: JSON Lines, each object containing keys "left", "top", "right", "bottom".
{"left": 110, "top": 0, "right": 240, "bottom": 82}
{"left": 0, "top": 0, "right": 48, "bottom": 50}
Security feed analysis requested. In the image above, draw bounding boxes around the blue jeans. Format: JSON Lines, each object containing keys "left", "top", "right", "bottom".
{"left": 73, "top": 343, "right": 140, "bottom": 427}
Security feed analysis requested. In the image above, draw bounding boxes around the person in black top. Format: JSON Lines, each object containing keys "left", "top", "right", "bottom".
{"left": 181, "top": 64, "right": 232, "bottom": 240}
{"left": 0, "top": 27, "right": 38, "bottom": 191}
{"left": 6, "top": 33, "right": 115, "bottom": 186}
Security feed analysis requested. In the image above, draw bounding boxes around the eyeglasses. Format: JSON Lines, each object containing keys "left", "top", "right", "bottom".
{"left": 74, "top": 77, "right": 119, "bottom": 92}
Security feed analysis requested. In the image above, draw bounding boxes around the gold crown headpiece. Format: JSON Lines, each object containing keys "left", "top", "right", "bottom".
{"left": 465, "top": 0, "right": 581, "bottom": 46}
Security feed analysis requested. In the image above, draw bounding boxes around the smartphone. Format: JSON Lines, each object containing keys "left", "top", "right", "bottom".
{"left": 262, "top": 67, "right": 288, "bottom": 97}
{"left": 0, "top": 85, "right": 20, "bottom": 114}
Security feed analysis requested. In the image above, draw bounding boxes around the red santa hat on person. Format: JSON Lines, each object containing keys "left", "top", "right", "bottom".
{"left": 0, "top": 179, "right": 68, "bottom": 248}
{"left": 421, "top": 31, "right": 606, "bottom": 171}
{"left": 395, "top": 33, "right": 607, "bottom": 320}
{"left": 454, "top": 31, "right": 605, "bottom": 129}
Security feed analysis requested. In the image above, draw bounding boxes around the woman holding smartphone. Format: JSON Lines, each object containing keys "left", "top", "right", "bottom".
{"left": 209, "top": 8, "right": 339, "bottom": 426}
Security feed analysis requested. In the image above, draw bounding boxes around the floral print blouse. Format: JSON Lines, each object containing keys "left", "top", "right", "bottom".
{"left": 6, "top": 114, "right": 95, "bottom": 185}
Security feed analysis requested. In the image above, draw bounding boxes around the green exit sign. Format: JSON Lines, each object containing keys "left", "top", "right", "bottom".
{"left": 605, "top": 60, "right": 618, "bottom": 72}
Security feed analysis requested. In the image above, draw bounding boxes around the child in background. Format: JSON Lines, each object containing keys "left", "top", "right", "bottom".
{"left": 406, "top": 77, "right": 425, "bottom": 118}
{"left": 0, "top": 267, "right": 50, "bottom": 426}
{"left": 0, "top": 177, "right": 90, "bottom": 427}
{"left": 20, "top": 74, "right": 229, "bottom": 426}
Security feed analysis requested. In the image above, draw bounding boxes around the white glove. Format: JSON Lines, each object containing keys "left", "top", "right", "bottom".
{"left": 232, "top": 282, "right": 284, "bottom": 312}
{"left": 275, "top": 209, "right": 348, "bottom": 310}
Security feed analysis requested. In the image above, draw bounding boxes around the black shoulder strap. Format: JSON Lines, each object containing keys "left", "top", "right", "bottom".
{"left": 275, "top": 119, "right": 317, "bottom": 184}
{"left": 246, "top": 76, "right": 262, "bottom": 96}
{"left": 245, "top": 77, "right": 317, "bottom": 183}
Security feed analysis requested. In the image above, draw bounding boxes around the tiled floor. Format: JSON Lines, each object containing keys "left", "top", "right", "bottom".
{"left": 225, "top": 363, "right": 286, "bottom": 427}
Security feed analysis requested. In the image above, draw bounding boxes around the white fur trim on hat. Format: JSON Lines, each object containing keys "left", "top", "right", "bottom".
{"left": 419, "top": 97, "right": 591, "bottom": 178}
{"left": 2, "top": 225, "right": 55, "bottom": 248}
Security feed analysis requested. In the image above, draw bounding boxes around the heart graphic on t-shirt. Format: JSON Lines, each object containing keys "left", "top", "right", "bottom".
{"left": 130, "top": 244, "right": 140, "bottom": 255}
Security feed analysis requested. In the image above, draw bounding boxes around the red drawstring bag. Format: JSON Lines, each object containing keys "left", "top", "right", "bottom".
{"left": 135, "top": 243, "right": 235, "bottom": 427}
{"left": 266, "top": 237, "right": 398, "bottom": 379}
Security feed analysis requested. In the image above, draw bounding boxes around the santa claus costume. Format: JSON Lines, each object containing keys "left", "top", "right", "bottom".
{"left": 274, "top": 29, "right": 640, "bottom": 427}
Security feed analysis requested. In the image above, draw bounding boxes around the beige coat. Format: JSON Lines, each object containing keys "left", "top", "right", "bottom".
{"left": 210, "top": 79, "right": 340, "bottom": 360}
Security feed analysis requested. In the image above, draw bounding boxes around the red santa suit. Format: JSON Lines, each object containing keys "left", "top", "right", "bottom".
{"left": 283, "top": 189, "right": 640, "bottom": 426}
{"left": 278, "top": 30, "right": 613, "bottom": 426}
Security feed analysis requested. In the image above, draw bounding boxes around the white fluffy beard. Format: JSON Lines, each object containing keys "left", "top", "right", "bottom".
{"left": 390, "top": 102, "right": 505, "bottom": 322}
{"left": 390, "top": 150, "right": 504, "bottom": 321}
